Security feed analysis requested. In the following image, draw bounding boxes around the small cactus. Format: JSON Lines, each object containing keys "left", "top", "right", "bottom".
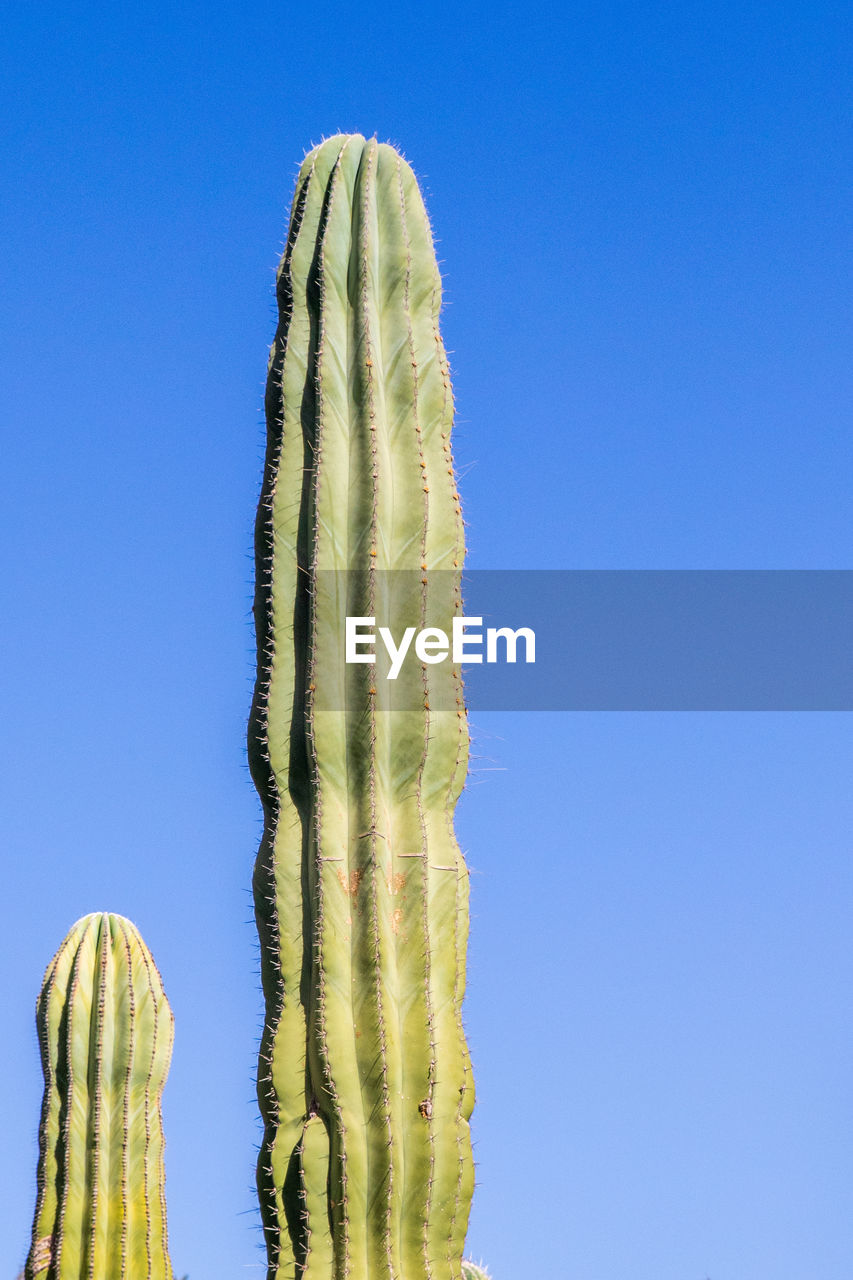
{"left": 25, "top": 912, "right": 174, "bottom": 1280}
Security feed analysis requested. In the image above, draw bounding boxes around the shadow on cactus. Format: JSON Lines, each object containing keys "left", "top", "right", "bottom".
{"left": 23, "top": 134, "right": 490, "bottom": 1280}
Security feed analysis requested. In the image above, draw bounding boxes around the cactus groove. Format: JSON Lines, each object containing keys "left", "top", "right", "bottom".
{"left": 250, "top": 133, "right": 474, "bottom": 1280}
{"left": 25, "top": 912, "right": 174, "bottom": 1280}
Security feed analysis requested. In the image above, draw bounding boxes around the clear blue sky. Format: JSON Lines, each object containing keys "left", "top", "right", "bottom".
{"left": 2, "top": 3, "right": 853, "bottom": 1277}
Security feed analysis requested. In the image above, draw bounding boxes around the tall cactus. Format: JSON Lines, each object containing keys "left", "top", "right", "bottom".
{"left": 25, "top": 912, "right": 174, "bottom": 1280}
{"left": 250, "top": 133, "right": 474, "bottom": 1280}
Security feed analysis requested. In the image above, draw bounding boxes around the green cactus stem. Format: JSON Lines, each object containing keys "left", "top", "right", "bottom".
{"left": 461, "top": 1265, "right": 491, "bottom": 1280}
{"left": 25, "top": 912, "right": 174, "bottom": 1280}
{"left": 250, "top": 133, "right": 474, "bottom": 1280}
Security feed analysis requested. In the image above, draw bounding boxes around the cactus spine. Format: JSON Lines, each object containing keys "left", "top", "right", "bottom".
{"left": 250, "top": 133, "right": 474, "bottom": 1280}
{"left": 25, "top": 912, "right": 174, "bottom": 1280}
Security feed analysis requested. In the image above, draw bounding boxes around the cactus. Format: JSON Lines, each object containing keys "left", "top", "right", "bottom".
{"left": 250, "top": 133, "right": 474, "bottom": 1280}
{"left": 461, "top": 1266, "right": 490, "bottom": 1280}
{"left": 25, "top": 912, "right": 174, "bottom": 1280}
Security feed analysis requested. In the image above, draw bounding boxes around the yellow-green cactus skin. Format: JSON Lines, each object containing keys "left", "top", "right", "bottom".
{"left": 25, "top": 913, "right": 174, "bottom": 1280}
{"left": 250, "top": 133, "right": 474, "bottom": 1280}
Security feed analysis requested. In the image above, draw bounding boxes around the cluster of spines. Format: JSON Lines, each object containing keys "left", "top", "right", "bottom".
{"left": 249, "top": 133, "right": 474, "bottom": 1280}
{"left": 25, "top": 912, "right": 174, "bottom": 1280}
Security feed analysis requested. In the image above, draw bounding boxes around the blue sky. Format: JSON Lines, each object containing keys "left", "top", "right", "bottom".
{"left": 2, "top": 3, "right": 853, "bottom": 1277}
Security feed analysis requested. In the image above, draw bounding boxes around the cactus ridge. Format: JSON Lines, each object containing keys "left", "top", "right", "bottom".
{"left": 251, "top": 133, "right": 474, "bottom": 1280}
{"left": 25, "top": 912, "right": 174, "bottom": 1280}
